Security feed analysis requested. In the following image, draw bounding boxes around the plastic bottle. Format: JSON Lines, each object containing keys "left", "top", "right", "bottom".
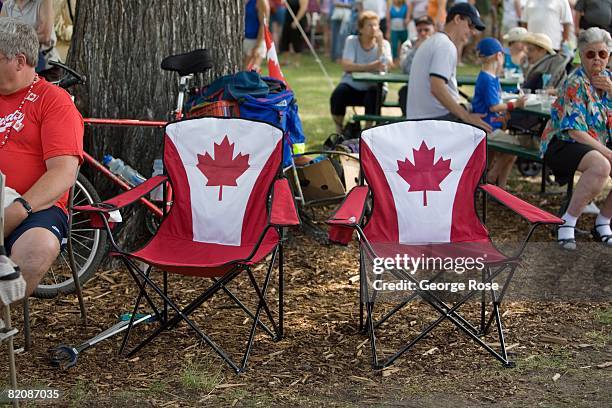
{"left": 150, "top": 159, "right": 164, "bottom": 201}
{"left": 102, "top": 154, "right": 146, "bottom": 186}
{"left": 379, "top": 55, "right": 388, "bottom": 75}
{"left": 308, "top": 155, "right": 326, "bottom": 165}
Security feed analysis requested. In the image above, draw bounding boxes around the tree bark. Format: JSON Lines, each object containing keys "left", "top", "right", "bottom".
{"left": 67, "top": 0, "right": 243, "bottom": 247}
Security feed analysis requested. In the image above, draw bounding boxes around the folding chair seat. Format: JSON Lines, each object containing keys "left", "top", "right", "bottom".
{"left": 327, "top": 120, "right": 562, "bottom": 369}
{"left": 75, "top": 117, "right": 300, "bottom": 373}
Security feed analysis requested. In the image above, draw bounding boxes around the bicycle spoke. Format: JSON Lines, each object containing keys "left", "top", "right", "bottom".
{"left": 72, "top": 237, "right": 95, "bottom": 252}
{"left": 71, "top": 218, "right": 91, "bottom": 227}
{"left": 71, "top": 250, "right": 89, "bottom": 263}
{"left": 71, "top": 232, "right": 96, "bottom": 242}
{"left": 71, "top": 228, "right": 100, "bottom": 233}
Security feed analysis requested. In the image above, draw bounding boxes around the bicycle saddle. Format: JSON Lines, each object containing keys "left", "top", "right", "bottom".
{"left": 160, "top": 49, "right": 213, "bottom": 76}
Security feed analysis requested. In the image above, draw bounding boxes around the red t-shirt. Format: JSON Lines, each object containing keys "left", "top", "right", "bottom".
{"left": 0, "top": 78, "right": 83, "bottom": 213}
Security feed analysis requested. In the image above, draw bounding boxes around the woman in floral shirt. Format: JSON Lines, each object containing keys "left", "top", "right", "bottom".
{"left": 540, "top": 28, "right": 612, "bottom": 250}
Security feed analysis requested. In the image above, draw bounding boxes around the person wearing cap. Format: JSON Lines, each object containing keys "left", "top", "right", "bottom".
{"left": 539, "top": 27, "right": 612, "bottom": 250}
{"left": 521, "top": 32, "right": 568, "bottom": 92}
{"left": 405, "top": 3, "right": 492, "bottom": 132}
{"left": 502, "top": 26, "right": 527, "bottom": 76}
{"left": 472, "top": 37, "right": 527, "bottom": 188}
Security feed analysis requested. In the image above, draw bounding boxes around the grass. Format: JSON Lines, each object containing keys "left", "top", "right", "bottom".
{"left": 264, "top": 53, "right": 480, "bottom": 149}
{"left": 69, "top": 380, "right": 90, "bottom": 406}
{"left": 180, "top": 360, "right": 223, "bottom": 393}
{"left": 584, "top": 330, "right": 610, "bottom": 348}
{"left": 518, "top": 352, "right": 571, "bottom": 372}
{"left": 594, "top": 307, "right": 612, "bottom": 325}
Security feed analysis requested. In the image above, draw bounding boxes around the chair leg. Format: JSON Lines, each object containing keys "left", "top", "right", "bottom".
{"left": 22, "top": 298, "right": 30, "bottom": 352}
{"left": 368, "top": 263, "right": 516, "bottom": 368}
{"left": 480, "top": 267, "right": 487, "bottom": 334}
{"left": 118, "top": 246, "right": 284, "bottom": 374}
{"left": 358, "top": 249, "right": 365, "bottom": 333}
{"left": 240, "top": 249, "right": 279, "bottom": 371}
{"left": 162, "top": 271, "right": 168, "bottom": 325}
{"left": 278, "top": 242, "right": 284, "bottom": 339}
{"left": 119, "top": 267, "right": 154, "bottom": 355}
{"left": 67, "top": 234, "right": 87, "bottom": 324}
{"left": 3, "top": 305, "right": 19, "bottom": 408}
{"left": 493, "top": 301, "right": 513, "bottom": 367}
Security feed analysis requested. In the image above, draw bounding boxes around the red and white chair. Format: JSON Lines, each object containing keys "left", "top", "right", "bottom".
{"left": 76, "top": 117, "right": 300, "bottom": 373}
{"left": 327, "top": 120, "right": 562, "bottom": 369}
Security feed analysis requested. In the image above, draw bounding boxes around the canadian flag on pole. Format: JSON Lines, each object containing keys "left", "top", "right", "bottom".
{"left": 264, "top": 22, "right": 287, "bottom": 85}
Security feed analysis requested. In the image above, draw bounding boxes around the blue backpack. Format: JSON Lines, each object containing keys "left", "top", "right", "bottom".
{"left": 185, "top": 72, "right": 306, "bottom": 167}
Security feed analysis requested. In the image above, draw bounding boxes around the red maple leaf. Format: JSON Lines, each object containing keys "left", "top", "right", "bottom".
{"left": 196, "top": 135, "right": 250, "bottom": 200}
{"left": 397, "top": 141, "right": 452, "bottom": 206}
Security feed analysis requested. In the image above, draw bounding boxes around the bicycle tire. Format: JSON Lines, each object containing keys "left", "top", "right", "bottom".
{"left": 33, "top": 173, "right": 109, "bottom": 298}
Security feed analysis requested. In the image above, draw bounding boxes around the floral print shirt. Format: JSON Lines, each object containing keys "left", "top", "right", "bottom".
{"left": 540, "top": 67, "right": 611, "bottom": 157}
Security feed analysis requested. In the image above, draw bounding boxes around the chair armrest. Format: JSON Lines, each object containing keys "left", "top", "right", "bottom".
{"left": 270, "top": 178, "right": 300, "bottom": 227}
{"left": 74, "top": 175, "right": 167, "bottom": 213}
{"left": 326, "top": 186, "right": 370, "bottom": 245}
{"left": 479, "top": 184, "right": 563, "bottom": 225}
{"left": 326, "top": 185, "right": 370, "bottom": 226}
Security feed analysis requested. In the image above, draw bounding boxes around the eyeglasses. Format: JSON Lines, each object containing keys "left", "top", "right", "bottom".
{"left": 460, "top": 16, "right": 475, "bottom": 30}
{"left": 584, "top": 50, "right": 609, "bottom": 60}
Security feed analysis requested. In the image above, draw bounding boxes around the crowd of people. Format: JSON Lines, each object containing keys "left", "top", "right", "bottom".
{"left": 325, "top": 0, "right": 610, "bottom": 251}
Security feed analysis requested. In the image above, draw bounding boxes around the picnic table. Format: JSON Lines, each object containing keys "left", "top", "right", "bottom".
{"left": 350, "top": 72, "right": 522, "bottom": 116}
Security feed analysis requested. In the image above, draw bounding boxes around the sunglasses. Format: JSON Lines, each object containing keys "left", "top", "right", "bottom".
{"left": 584, "top": 50, "right": 609, "bottom": 60}
{"left": 459, "top": 16, "right": 475, "bottom": 30}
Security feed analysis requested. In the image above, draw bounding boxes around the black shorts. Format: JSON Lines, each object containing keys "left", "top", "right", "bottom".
{"left": 330, "top": 83, "right": 386, "bottom": 117}
{"left": 543, "top": 137, "right": 596, "bottom": 186}
{"left": 5, "top": 206, "right": 68, "bottom": 256}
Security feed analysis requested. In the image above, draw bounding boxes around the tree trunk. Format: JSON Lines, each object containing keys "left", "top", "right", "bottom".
{"left": 67, "top": 1, "right": 243, "bottom": 248}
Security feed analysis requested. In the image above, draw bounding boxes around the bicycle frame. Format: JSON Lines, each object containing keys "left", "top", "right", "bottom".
{"left": 82, "top": 118, "right": 167, "bottom": 219}
{"left": 81, "top": 72, "right": 193, "bottom": 220}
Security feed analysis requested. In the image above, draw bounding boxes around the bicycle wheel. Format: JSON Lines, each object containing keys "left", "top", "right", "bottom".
{"left": 33, "top": 173, "right": 109, "bottom": 298}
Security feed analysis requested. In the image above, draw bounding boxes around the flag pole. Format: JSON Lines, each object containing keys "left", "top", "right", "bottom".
{"left": 281, "top": 0, "right": 335, "bottom": 90}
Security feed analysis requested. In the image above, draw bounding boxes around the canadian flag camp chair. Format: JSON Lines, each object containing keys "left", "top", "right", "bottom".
{"left": 74, "top": 117, "right": 300, "bottom": 373}
{"left": 327, "top": 120, "right": 562, "bottom": 369}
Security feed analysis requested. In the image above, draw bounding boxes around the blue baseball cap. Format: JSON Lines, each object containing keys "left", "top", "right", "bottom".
{"left": 477, "top": 37, "right": 509, "bottom": 57}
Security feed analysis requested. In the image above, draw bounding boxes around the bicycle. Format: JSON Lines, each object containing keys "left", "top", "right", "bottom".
{"left": 35, "top": 50, "right": 213, "bottom": 298}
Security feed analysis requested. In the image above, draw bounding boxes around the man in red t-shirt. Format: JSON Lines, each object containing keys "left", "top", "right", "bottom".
{"left": 0, "top": 18, "right": 83, "bottom": 302}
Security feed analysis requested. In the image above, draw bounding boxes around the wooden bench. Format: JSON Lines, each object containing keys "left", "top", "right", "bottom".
{"left": 487, "top": 139, "right": 547, "bottom": 193}
{"left": 382, "top": 100, "right": 401, "bottom": 108}
{"left": 487, "top": 140, "right": 575, "bottom": 216}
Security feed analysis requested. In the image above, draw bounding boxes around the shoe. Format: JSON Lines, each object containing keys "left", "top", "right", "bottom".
{"left": 557, "top": 225, "right": 576, "bottom": 251}
{"left": 583, "top": 202, "right": 600, "bottom": 215}
{"left": 591, "top": 225, "right": 612, "bottom": 247}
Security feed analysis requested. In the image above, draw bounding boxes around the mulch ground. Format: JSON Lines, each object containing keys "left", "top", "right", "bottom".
{"left": 1, "top": 187, "right": 611, "bottom": 407}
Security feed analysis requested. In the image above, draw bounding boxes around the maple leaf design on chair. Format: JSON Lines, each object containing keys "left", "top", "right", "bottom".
{"left": 196, "top": 135, "right": 250, "bottom": 200}
{"left": 397, "top": 140, "right": 452, "bottom": 206}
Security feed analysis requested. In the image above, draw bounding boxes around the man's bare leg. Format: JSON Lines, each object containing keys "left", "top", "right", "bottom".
{"left": 10, "top": 228, "right": 60, "bottom": 297}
